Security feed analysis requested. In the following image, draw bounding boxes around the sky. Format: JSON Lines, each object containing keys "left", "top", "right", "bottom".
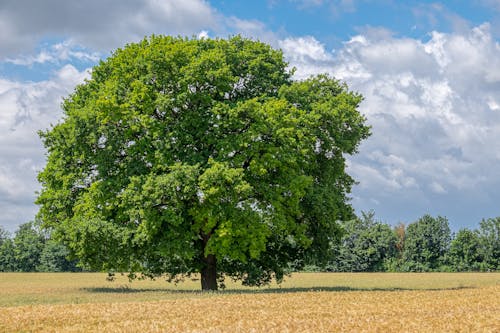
{"left": 1, "top": 0, "right": 500, "bottom": 233}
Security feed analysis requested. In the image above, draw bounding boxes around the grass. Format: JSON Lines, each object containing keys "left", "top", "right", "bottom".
{"left": 0, "top": 272, "right": 499, "bottom": 332}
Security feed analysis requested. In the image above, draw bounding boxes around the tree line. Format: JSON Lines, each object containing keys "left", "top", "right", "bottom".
{"left": 0, "top": 221, "right": 80, "bottom": 272}
{"left": 304, "top": 212, "right": 499, "bottom": 272}
{"left": 1, "top": 213, "right": 497, "bottom": 273}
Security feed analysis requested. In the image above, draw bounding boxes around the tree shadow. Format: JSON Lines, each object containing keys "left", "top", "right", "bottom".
{"left": 82, "top": 285, "right": 474, "bottom": 294}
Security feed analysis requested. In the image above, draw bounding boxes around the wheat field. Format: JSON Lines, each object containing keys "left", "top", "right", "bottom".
{"left": 0, "top": 272, "right": 499, "bottom": 332}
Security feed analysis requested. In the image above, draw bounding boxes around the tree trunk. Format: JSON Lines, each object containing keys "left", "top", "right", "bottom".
{"left": 201, "top": 253, "right": 217, "bottom": 291}
{"left": 200, "top": 231, "right": 217, "bottom": 291}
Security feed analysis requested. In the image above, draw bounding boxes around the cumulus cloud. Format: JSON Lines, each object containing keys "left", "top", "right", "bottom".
{"left": 0, "top": 0, "right": 218, "bottom": 58}
{"left": 281, "top": 24, "right": 500, "bottom": 227}
{"left": 6, "top": 40, "right": 100, "bottom": 66}
{"left": 0, "top": 65, "right": 89, "bottom": 231}
{"left": 225, "top": 16, "right": 282, "bottom": 46}
{"left": 279, "top": 36, "right": 335, "bottom": 78}
{"left": 0, "top": 0, "right": 279, "bottom": 60}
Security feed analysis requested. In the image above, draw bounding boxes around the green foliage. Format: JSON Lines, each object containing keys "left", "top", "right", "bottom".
{"left": 402, "top": 215, "right": 451, "bottom": 271}
{"left": 0, "top": 223, "right": 81, "bottom": 272}
{"left": 447, "top": 228, "right": 483, "bottom": 271}
{"left": 37, "top": 35, "right": 370, "bottom": 289}
{"left": 37, "top": 239, "right": 80, "bottom": 272}
{"left": 327, "top": 211, "right": 398, "bottom": 272}
{"left": 13, "top": 222, "right": 45, "bottom": 272}
{"left": 2, "top": 214, "right": 499, "bottom": 273}
{"left": 0, "top": 226, "right": 9, "bottom": 241}
{"left": 0, "top": 227, "right": 16, "bottom": 272}
{"left": 477, "top": 217, "right": 500, "bottom": 270}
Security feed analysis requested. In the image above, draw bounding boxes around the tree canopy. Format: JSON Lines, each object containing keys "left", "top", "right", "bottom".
{"left": 402, "top": 215, "right": 451, "bottom": 271}
{"left": 327, "top": 211, "right": 397, "bottom": 272}
{"left": 37, "top": 35, "right": 370, "bottom": 290}
{"left": 477, "top": 217, "right": 500, "bottom": 270}
{"left": 448, "top": 228, "right": 483, "bottom": 271}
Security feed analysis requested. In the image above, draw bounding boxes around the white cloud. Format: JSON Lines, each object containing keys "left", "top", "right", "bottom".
{"left": 280, "top": 36, "right": 333, "bottom": 62}
{"left": 281, "top": 24, "right": 500, "bottom": 227}
{"left": 279, "top": 36, "right": 335, "bottom": 79}
{"left": 0, "top": 0, "right": 218, "bottom": 59}
{"left": 197, "top": 30, "right": 210, "bottom": 39}
{"left": 6, "top": 40, "right": 100, "bottom": 66}
{"left": 225, "top": 17, "right": 281, "bottom": 46}
{"left": 0, "top": 1, "right": 284, "bottom": 63}
{"left": 226, "top": 17, "right": 269, "bottom": 38}
{"left": 0, "top": 65, "right": 89, "bottom": 231}
{"left": 430, "top": 181, "right": 447, "bottom": 194}
{"left": 488, "top": 98, "right": 500, "bottom": 111}
{"left": 6, "top": 51, "right": 54, "bottom": 66}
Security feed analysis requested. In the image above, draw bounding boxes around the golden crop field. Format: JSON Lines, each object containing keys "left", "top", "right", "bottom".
{"left": 0, "top": 272, "right": 498, "bottom": 332}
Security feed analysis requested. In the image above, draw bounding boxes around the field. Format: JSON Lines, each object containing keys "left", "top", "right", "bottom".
{"left": 0, "top": 272, "right": 498, "bottom": 332}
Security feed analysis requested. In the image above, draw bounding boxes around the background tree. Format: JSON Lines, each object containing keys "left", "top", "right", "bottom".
{"left": 0, "top": 226, "right": 8, "bottom": 241}
{"left": 383, "top": 222, "right": 406, "bottom": 271}
{"left": 447, "top": 228, "right": 483, "bottom": 271}
{"left": 37, "top": 36, "right": 370, "bottom": 290}
{"left": 0, "top": 224, "right": 80, "bottom": 272}
{"left": 13, "top": 222, "right": 45, "bottom": 272}
{"left": 402, "top": 215, "right": 451, "bottom": 271}
{"left": 393, "top": 223, "right": 405, "bottom": 258}
{"left": 0, "top": 227, "right": 16, "bottom": 271}
{"left": 328, "top": 211, "right": 397, "bottom": 272}
{"left": 37, "top": 238, "right": 81, "bottom": 272}
{"left": 477, "top": 217, "right": 499, "bottom": 270}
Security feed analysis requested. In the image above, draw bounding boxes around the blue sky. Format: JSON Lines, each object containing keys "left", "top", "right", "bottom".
{"left": 1, "top": 0, "right": 500, "bottom": 232}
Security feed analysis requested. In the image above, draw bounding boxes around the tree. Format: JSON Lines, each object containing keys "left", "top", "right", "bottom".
{"left": 448, "top": 228, "right": 483, "bottom": 271}
{"left": 0, "top": 227, "right": 16, "bottom": 271}
{"left": 477, "top": 217, "right": 499, "bottom": 270}
{"left": 385, "top": 222, "right": 406, "bottom": 271}
{"left": 403, "top": 215, "right": 451, "bottom": 271}
{"left": 37, "top": 239, "right": 81, "bottom": 272}
{"left": 0, "top": 226, "right": 9, "bottom": 241}
{"left": 329, "top": 211, "right": 398, "bottom": 272}
{"left": 394, "top": 222, "right": 405, "bottom": 258}
{"left": 13, "top": 222, "right": 45, "bottom": 272}
{"left": 37, "top": 36, "right": 370, "bottom": 290}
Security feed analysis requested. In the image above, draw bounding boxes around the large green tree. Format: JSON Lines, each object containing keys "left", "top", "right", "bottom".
{"left": 37, "top": 36, "right": 370, "bottom": 290}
